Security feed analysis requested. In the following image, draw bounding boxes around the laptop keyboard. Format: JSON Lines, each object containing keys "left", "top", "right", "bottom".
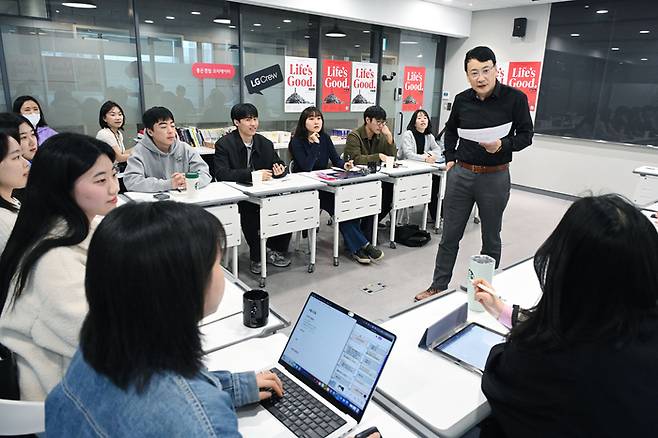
{"left": 260, "top": 368, "right": 347, "bottom": 438}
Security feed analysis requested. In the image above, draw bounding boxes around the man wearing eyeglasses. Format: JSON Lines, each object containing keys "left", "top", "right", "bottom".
{"left": 345, "top": 105, "right": 397, "bottom": 238}
{"left": 416, "top": 46, "right": 533, "bottom": 302}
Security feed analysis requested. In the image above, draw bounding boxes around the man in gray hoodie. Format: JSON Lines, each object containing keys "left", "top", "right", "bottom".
{"left": 123, "top": 106, "right": 211, "bottom": 192}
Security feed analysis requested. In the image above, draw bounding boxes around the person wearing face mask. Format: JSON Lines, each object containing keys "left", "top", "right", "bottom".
{"left": 416, "top": 46, "right": 534, "bottom": 302}
{"left": 12, "top": 96, "right": 58, "bottom": 146}
{"left": 123, "top": 106, "right": 211, "bottom": 192}
{"left": 96, "top": 100, "right": 131, "bottom": 167}
{"left": 399, "top": 109, "right": 444, "bottom": 224}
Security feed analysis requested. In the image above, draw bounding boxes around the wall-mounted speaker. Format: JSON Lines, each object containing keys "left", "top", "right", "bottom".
{"left": 513, "top": 17, "right": 527, "bottom": 37}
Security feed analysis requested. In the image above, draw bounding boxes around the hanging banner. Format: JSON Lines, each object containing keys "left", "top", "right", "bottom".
{"left": 505, "top": 61, "right": 542, "bottom": 111}
{"left": 321, "top": 60, "right": 351, "bottom": 113}
{"left": 350, "top": 62, "right": 378, "bottom": 112}
{"left": 244, "top": 64, "right": 283, "bottom": 95}
{"left": 401, "top": 66, "right": 426, "bottom": 112}
{"left": 284, "top": 56, "right": 317, "bottom": 113}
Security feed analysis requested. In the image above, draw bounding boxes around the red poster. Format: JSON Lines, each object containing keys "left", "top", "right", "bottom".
{"left": 506, "top": 62, "right": 542, "bottom": 111}
{"left": 321, "top": 60, "right": 351, "bottom": 112}
{"left": 192, "top": 63, "right": 235, "bottom": 80}
{"left": 401, "top": 66, "right": 426, "bottom": 112}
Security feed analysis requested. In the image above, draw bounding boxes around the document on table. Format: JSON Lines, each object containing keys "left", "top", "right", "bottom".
{"left": 458, "top": 122, "right": 512, "bottom": 143}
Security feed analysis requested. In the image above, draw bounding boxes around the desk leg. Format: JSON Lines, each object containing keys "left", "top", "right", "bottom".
{"left": 260, "top": 238, "right": 267, "bottom": 288}
{"left": 389, "top": 209, "right": 397, "bottom": 249}
{"left": 232, "top": 246, "right": 239, "bottom": 278}
{"left": 333, "top": 220, "right": 340, "bottom": 266}
{"left": 371, "top": 213, "right": 378, "bottom": 246}
{"left": 308, "top": 227, "right": 316, "bottom": 273}
{"left": 435, "top": 171, "right": 447, "bottom": 234}
{"left": 421, "top": 203, "right": 428, "bottom": 231}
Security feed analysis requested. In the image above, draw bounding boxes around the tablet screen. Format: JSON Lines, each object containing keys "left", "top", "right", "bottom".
{"left": 434, "top": 323, "right": 505, "bottom": 372}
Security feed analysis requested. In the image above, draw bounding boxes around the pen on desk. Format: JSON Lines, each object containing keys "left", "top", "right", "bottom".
{"left": 472, "top": 280, "right": 495, "bottom": 295}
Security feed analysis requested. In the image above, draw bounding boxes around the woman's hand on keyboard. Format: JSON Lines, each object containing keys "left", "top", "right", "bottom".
{"left": 256, "top": 371, "right": 284, "bottom": 400}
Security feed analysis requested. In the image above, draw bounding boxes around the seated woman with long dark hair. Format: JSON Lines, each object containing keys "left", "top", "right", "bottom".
{"left": 0, "top": 130, "right": 29, "bottom": 251}
{"left": 46, "top": 202, "right": 284, "bottom": 435}
{"left": 289, "top": 106, "right": 383, "bottom": 264}
{"left": 0, "top": 133, "right": 118, "bottom": 400}
{"left": 474, "top": 194, "right": 658, "bottom": 437}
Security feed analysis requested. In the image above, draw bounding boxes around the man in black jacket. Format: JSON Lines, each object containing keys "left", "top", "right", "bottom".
{"left": 214, "top": 103, "right": 291, "bottom": 275}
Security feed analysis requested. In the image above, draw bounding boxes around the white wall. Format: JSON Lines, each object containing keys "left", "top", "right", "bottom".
{"left": 232, "top": 0, "right": 472, "bottom": 38}
{"left": 439, "top": 3, "right": 658, "bottom": 199}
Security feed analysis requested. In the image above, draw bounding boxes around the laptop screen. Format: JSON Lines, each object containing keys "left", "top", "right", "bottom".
{"left": 279, "top": 293, "right": 396, "bottom": 421}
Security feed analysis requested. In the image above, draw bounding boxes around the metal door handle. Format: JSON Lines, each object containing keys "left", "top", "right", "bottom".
{"left": 398, "top": 112, "right": 403, "bottom": 135}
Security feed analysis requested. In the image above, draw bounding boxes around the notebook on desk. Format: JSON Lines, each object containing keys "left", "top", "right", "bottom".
{"left": 237, "top": 292, "right": 396, "bottom": 438}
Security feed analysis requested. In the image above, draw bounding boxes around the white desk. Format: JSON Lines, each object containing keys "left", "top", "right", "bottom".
{"left": 429, "top": 162, "right": 448, "bottom": 234}
{"left": 632, "top": 165, "right": 658, "bottom": 207}
{"left": 302, "top": 170, "right": 385, "bottom": 265}
{"left": 644, "top": 201, "right": 658, "bottom": 212}
{"left": 375, "top": 258, "right": 541, "bottom": 438}
{"left": 642, "top": 210, "right": 658, "bottom": 231}
{"left": 379, "top": 160, "right": 435, "bottom": 248}
{"left": 122, "top": 183, "right": 248, "bottom": 277}
{"left": 225, "top": 174, "right": 324, "bottom": 287}
{"left": 204, "top": 334, "right": 419, "bottom": 437}
{"left": 199, "top": 273, "right": 289, "bottom": 353}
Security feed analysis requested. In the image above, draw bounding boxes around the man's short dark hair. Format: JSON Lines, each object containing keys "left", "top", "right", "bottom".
{"left": 464, "top": 46, "right": 497, "bottom": 71}
{"left": 363, "top": 105, "right": 387, "bottom": 122}
{"left": 142, "top": 106, "right": 174, "bottom": 130}
{"left": 231, "top": 103, "right": 258, "bottom": 124}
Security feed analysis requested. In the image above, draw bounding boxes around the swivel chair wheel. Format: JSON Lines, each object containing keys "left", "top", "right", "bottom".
{"left": 333, "top": 257, "right": 339, "bottom": 267}
{"left": 308, "top": 264, "right": 315, "bottom": 273}
{"left": 390, "top": 242, "right": 397, "bottom": 249}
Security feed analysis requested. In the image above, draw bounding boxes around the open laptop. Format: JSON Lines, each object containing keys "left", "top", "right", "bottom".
{"left": 238, "top": 292, "right": 396, "bottom": 438}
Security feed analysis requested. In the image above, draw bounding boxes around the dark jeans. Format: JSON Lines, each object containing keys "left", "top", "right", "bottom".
{"left": 238, "top": 201, "right": 292, "bottom": 262}
{"left": 319, "top": 191, "right": 368, "bottom": 254}
{"left": 430, "top": 164, "right": 510, "bottom": 291}
{"left": 360, "top": 181, "right": 394, "bottom": 237}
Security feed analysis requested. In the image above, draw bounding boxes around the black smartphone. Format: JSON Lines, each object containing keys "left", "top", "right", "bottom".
{"left": 236, "top": 181, "right": 253, "bottom": 187}
{"left": 355, "top": 426, "right": 380, "bottom": 438}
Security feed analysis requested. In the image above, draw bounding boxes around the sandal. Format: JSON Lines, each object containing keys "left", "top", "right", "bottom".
{"left": 414, "top": 287, "right": 445, "bottom": 302}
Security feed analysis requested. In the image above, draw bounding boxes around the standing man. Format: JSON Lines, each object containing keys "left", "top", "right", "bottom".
{"left": 416, "top": 46, "right": 533, "bottom": 301}
{"left": 344, "top": 105, "right": 397, "bottom": 237}
{"left": 214, "top": 103, "right": 291, "bottom": 275}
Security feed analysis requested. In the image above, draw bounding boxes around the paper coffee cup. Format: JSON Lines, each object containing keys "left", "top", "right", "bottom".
{"left": 385, "top": 156, "right": 394, "bottom": 168}
{"left": 251, "top": 170, "right": 263, "bottom": 186}
{"left": 185, "top": 172, "right": 199, "bottom": 196}
{"left": 466, "top": 254, "right": 495, "bottom": 312}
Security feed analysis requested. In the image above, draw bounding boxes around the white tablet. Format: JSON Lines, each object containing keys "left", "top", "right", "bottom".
{"left": 434, "top": 322, "right": 506, "bottom": 374}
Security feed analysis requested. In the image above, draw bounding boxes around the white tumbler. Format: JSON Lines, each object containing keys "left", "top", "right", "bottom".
{"left": 466, "top": 254, "right": 495, "bottom": 312}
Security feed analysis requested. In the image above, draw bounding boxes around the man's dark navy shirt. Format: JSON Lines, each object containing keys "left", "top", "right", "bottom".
{"left": 444, "top": 80, "right": 533, "bottom": 166}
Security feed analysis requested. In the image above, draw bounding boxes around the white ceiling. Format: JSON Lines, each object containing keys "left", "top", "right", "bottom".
{"left": 422, "top": 0, "right": 573, "bottom": 11}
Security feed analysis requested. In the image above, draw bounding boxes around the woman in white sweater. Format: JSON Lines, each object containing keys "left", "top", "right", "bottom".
{"left": 96, "top": 100, "right": 130, "bottom": 166}
{"left": 0, "top": 133, "right": 119, "bottom": 400}
{"left": 399, "top": 109, "right": 444, "bottom": 222}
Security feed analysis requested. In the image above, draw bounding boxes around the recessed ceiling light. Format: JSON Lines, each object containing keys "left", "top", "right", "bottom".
{"left": 584, "top": 5, "right": 590, "bottom": 8}
{"left": 417, "top": 54, "right": 423, "bottom": 58}
{"left": 253, "top": 23, "right": 262, "bottom": 27}
{"left": 190, "top": 11, "right": 201, "bottom": 15}
{"left": 640, "top": 30, "right": 651, "bottom": 34}
{"left": 55, "top": 9, "right": 60, "bottom": 13}
{"left": 354, "top": 44, "right": 360, "bottom": 48}
{"left": 250, "top": 29, "right": 254, "bottom": 32}
{"left": 304, "top": 35, "right": 310, "bottom": 39}
{"left": 596, "top": 9, "right": 608, "bottom": 14}
{"left": 401, "top": 41, "right": 419, "bottom": 44}
{"left": 165, "top": 16, "right": 175, "bottom": 20}
{"left": 276, "top": 26, "right": 281, "bottom": 29}
{"left": 641, "top": 58, "right": 648, "bottom": 61}
{"left": 611, "top": 47, "right": 620, "bottom": 51}
{"left": 144, "top": 19, "right": 154, "bottom": 23}
{"left": 570, "top": 33, "right": 580, "bottom": 37}
{"left": 363, "top": 30, "right": 370, "bottom": 33}
{"left": 228, "top": 25, "right": 236, "bottom": 29}
{"left": 62, "top": 2, "right": 97, "bottom": 8}
{"left": 213, "top": 17, "right": 231, "bottom": 24}
{"left": 283, "top": 19, "right": 291, "bottom": 23}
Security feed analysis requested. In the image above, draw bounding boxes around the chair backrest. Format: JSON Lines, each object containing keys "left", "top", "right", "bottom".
{"left": 0, "top": 398, "right": 46, "bottom": 435}
{"left": 288, "top": 159, "right": 296, "bottom": 173}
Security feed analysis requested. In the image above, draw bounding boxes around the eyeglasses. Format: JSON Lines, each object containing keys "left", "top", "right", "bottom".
{"left": 468, "top": 65, "right": 495, "bottom": 79}
{"left": 374, "top": 120, "right": 386, "bottom": 126}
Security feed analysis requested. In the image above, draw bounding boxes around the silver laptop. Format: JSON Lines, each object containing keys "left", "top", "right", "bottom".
{"left": 238, "top": 292, "right": 397, "bottom": 438}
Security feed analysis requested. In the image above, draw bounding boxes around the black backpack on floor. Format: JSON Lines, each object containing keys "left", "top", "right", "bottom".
{"left": 395, "top": 224, "right": 431, "bottom": 247}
